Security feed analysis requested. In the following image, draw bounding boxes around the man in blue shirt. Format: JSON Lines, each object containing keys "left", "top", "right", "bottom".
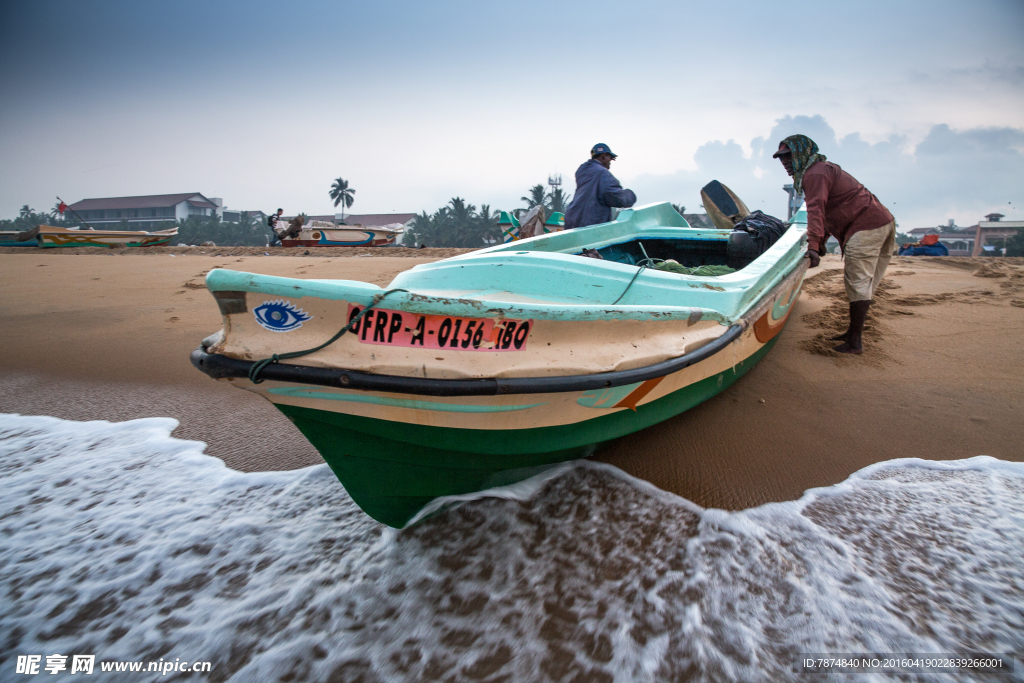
{"left": 564, "top": 143, "right": 637, "bottom": 229}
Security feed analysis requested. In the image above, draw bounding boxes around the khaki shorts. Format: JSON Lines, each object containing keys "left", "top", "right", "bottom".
{"left": 844, "top": 220, "right": 896, "bottom": 302}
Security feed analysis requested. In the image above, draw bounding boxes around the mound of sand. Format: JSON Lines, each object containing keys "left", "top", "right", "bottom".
{"left": 799, "top": 257, "right": 1024, "bottom": 361}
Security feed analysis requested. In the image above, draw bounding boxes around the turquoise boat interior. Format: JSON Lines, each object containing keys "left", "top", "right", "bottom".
{"left": 206, "top": 202, "right": 808, "bottom": 327}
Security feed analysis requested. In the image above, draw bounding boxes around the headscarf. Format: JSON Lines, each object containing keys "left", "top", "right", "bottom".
{"left": 779, "top": 134, "right": 827, "bottom": 193}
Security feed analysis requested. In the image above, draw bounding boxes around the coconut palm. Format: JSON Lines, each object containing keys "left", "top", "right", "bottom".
{"left": 521, "top": 185, "right": 548, "bottom": 211}
{"left": 547, "top": 188, "right": 572, "bottom": 214}
{"left": 404, "top": 210, "right": 442, "bottom": 247}
{"left": 447, "top": 197, "right": 474, "bottom": 241}
{"left": 476, "top": 204, "right": 500, "bottom": 244}
{"left": 403, "top": 198, "right": 503, "bottom": 248}
{"left": 329, "top": 177, "right": 355, "bottom": 220}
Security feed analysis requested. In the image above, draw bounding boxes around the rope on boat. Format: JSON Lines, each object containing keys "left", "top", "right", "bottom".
{"left": 613, "top": 266, "right": 646, "bottom": 305}
{"left": 248, "top": 288, "right": 408, "bottom": 384}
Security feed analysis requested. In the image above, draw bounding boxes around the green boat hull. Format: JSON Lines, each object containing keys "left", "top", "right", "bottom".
{"left": 276, "top": 338, "right": 778, "bottom": 527}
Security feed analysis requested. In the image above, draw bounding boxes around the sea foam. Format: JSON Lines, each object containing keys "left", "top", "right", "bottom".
{"left": 1, "top": 414, "right": 1021, "bottom": 682}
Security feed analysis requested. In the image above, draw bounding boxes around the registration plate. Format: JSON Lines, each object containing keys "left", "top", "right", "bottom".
{"left": 347, "top": 305, "right": 532, "bottom": 351}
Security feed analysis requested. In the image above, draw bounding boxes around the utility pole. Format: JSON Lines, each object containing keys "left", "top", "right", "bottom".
{"left": 783, "top": 184, "right": 804, "bottom": 221}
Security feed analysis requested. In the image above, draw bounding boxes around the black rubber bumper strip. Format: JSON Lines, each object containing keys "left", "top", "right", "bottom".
{"left": 191, "top": 323, "right": 744, "bottom": 397}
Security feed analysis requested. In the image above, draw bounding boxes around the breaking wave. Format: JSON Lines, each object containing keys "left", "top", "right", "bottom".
{"left": 1, "top": 414, "right": 1022, "bottom": 682}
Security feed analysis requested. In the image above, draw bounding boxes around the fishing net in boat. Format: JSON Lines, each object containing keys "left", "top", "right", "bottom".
{"left": 654, "top": 261, "right": 736, "bottom": 277}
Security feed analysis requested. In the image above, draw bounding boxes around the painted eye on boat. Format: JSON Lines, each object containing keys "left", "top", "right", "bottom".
{"left": 253, "top": 300, "right": 311, "bottom": 332}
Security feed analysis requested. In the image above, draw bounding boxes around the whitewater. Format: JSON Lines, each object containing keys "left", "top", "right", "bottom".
{"left": 1, "top": 413, "right": 1021, "bottom": 682}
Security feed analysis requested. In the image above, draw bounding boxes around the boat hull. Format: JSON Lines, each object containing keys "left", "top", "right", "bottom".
{"left": 0, "top": 231, "right": 37, "bottom": 247}
{"left": 281, "top": 227, "right": 398, "bottom": 247}
{"left": 25, "top": 226, "right": 178, "bottom": 248}
{"left": 214, "top": 259, "right": 801, "bottom": 527}
{"left": 266, "top": 336, "right": 778, "bottom": 526}
{"left": 39, "top": 234, "right": 175, "bottom": 248}
{"left": 192, "top": 200, "right": 811, "bottom": 527}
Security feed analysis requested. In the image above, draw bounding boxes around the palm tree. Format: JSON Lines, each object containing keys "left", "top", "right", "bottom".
{"left": 405, "top": 208, "right": 452, "bottom": 248}
{"left": 547, "top": 188, "right": 572, "bottom": 214}
{"left": 476, "top": 204, "right": 501, "bottom": 244}
{"left": 329, "top": 177, "right": 355, "bottom": 220}
{"left": 672, "top": 204, "right": 686, "bottom": 216}
{"left": 446, "top": 197, "right": 480, "bottom": 247}
{"left": 403, "top": 198, "right": 510, "bottom": 248}
{"left": 19, "top": 205, "right": 33, "bottom": 218}
{"left": 521, "top": 185, "right": 548, "bottom": 211}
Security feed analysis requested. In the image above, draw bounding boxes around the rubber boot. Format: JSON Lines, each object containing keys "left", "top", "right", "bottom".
{"left": 834, "top": 300, "right": 870, "bottom": 354}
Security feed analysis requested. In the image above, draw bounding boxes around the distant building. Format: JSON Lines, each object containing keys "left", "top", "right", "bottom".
{"left": 938, "top": 234, "right": 975, "bottom": 256}
{"left": 65, "top": 193, "right": 223, "bottom": 230}
{"left": 907, "top": 214, "right": 1022, "bottom": 256}
{"left": 972, "top": 213, "right": 1024, "bottom": 256}
{"left": 907, "top": 221, "right": 970, "bottom": 255}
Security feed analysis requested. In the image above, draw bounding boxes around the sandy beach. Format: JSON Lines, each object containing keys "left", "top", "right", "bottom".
{"left": 3, "top": 248, "right": 1022, "bottom": 507}
{"left": 4, "top": 248, "right": 1024, "bottom": 682}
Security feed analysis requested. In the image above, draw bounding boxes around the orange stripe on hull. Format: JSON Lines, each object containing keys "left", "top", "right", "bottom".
{"left": 753, "top": 283, "right": 799, "bottom": 343}
{"left": 613, "top": 376, "right": 665, "bottom": 411}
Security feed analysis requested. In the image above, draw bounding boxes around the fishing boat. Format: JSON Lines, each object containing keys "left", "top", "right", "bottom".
{"left": 498, "top": 211, "right": 565, "bottom": 242}
{"left": 0, "top": 231, "right": 37, "bottom": 247}
{"left": 280, "top": 221, "right": 403, "bottom": 247}
{"left": 21, "top": 225, "right": 178, "bottom": 248}
{"left": 191, "top": 201, "right": 809, "bottom": 527}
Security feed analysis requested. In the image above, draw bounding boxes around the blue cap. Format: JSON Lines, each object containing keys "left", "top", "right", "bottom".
{"left": 591, "top": 143, "right": 617, "bottom": 158}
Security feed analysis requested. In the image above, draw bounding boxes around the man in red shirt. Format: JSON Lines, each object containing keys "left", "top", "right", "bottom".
{"left": 774, "top": 135, "right": 895, "bottom": 354}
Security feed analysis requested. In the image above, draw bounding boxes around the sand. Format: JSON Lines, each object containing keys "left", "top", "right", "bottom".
{"left": 2, "top": 249, "right": 1022, "bottom": 510}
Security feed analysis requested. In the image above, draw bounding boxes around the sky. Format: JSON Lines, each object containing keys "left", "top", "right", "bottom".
{"left": 1, "top": 0, "right": 1022, "bottom": 228}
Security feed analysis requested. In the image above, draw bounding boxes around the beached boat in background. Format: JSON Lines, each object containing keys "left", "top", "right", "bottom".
{"left": 192, "top": 201, "right": 809, "bottom": 527}
{"left": 0, "top": 231, "right": 37, "bottom": 247}
{"left": 498, "top": 210, "right": 565, "bottom": 242}
{"left": 280, "top": 221, "right": 403, "bottom": 247}
{"left": 21, "top": 225, "right": 178, "bottom": 248}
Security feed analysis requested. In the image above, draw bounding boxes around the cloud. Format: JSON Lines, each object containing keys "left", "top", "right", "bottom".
{"left": 627, "top": 116, "right": 1024, "bottom": 228}
{"left": 916, "top": 124, "right": 1024, "bottom": 156}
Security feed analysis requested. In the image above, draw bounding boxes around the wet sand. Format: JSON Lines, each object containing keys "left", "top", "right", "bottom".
{"left": 2, "top": 250, "right": 1022, "bottom": 509}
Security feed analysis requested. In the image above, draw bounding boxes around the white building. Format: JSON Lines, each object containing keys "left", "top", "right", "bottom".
{"left": 65, "top": 193, "right": 223, "bottom": 230}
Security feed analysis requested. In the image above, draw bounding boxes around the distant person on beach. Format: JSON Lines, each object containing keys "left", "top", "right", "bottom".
{"left": 775, "top": 134, "right": 895, "bottom": 354}
{"left": 268, "top": 209, "right": 284, "bottom": 246}
{"left": 564, "top": 143, "right": 636, "bottom": 230}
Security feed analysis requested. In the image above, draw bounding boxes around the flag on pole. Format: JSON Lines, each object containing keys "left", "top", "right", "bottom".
{"left": 57, "top": 202, "right": 68, "bottom": 215}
